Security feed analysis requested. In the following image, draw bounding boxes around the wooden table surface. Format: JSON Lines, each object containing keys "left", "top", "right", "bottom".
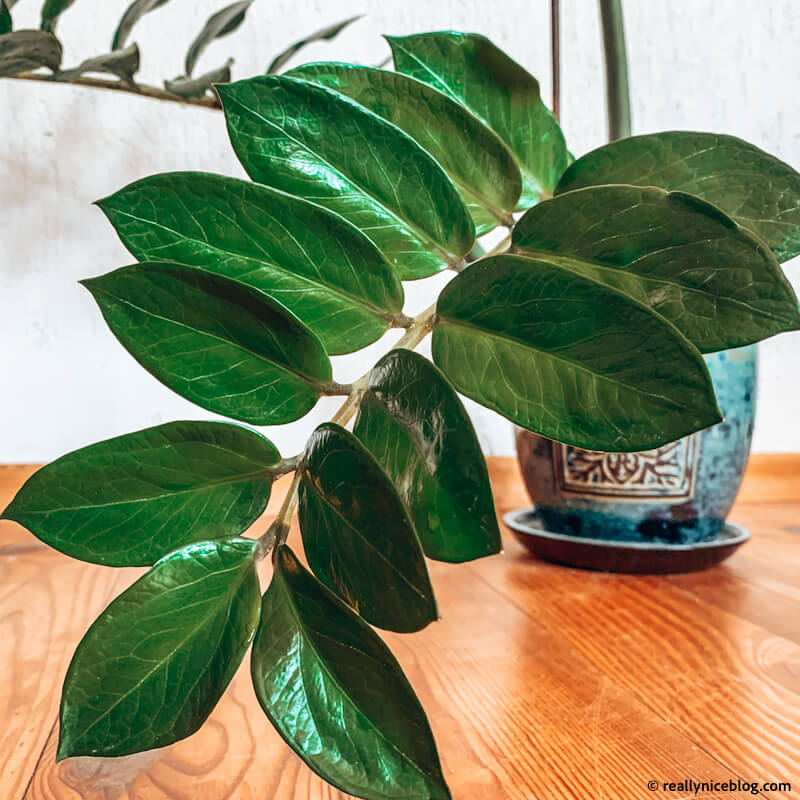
{"left": 1, "top": 456, "right": 798, "bottom": 800}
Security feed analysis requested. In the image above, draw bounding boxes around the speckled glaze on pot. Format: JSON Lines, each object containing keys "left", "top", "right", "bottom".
{"left": 515, "top": 346, "right": 756, "bottom": 545}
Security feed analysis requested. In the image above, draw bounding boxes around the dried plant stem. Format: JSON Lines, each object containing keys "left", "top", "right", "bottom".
{"left": 5, "top": 72, "right": 222, "bottom": 110}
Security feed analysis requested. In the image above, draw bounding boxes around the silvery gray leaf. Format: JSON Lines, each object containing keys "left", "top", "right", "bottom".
{"left": 112, "top": 0, "right": 170, "bottom": 50}
{"left": 267, "top": 14, "right": 361, "bottom": 73}
{"left": 165, "top": 58, "right": 232, "bottom": 98}
{"left": 185, "top": 0, "right": 252, "bottom": 77}
{"left": 58, "top": 42, "right": 140, "bottom": 83}
{"left": 0, "top": 29, "right": 61, "bottom": 76}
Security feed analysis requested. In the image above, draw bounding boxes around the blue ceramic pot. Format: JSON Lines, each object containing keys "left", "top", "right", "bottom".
{"left": 515, "top": 346, "right": 756, "bottom": 545}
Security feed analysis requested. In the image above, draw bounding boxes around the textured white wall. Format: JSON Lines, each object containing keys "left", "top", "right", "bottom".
{"left": 1, "top": 0, "right": 799, "bottom": 462}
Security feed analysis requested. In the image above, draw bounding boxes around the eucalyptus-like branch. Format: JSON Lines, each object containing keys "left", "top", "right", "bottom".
{"left": 5, "top": 71, "right": 223, "bottom": 110}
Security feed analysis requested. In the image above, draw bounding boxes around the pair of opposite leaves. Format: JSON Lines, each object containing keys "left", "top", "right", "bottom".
{"left": 60, "top": 539, "right": 453, "bottom": 800}
{"left": 5, "top": 350, "right": 500, "bottom": 677}
{"left": 89, "top": 181, "right": 799, "bottom": 454}
{"left": 6, "top": 29, "right": 800, "bottom": 800}
{"left": 86, "top": 33, "right": 800, "bottom": 453}
{"left": 7, "top": 347, "right": 496, "bottom": 797}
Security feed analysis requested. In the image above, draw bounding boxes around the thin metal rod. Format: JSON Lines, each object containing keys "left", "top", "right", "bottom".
{"left": 550, "top": 0, "right": 560, "bottom": 120}
{"left": 598, "top": 0, "right": 631, "bottom": 140}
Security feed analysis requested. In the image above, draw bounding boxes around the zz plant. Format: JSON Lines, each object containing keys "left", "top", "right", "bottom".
{"left": 5, "top": 29, "right": 800, "bottom": 800}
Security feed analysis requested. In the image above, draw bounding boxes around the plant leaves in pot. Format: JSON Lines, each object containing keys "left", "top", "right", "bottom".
{"left": 510, "top": 2, "right": 800, "bottom": 572}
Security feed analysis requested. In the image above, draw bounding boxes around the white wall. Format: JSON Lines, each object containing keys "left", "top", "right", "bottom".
{"left": 2, "top": 0, "right": 799, "bottom": 462}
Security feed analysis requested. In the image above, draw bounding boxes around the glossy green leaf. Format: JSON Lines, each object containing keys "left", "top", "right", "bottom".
{"left": 299, "top": 423, "right": 436, "bottom": 633}
{"left": 59, "top": 43, "right": 140, "bottom": 83}
{"left": 0, "top": 30, "right": 61, "bottom": 75}
{"left": 112, "top": 0, "right": 170, "bottom": 51}
{"left": 2, "top": 421, "right": 280, "bottom": 566}
{"left": 513, "top": 185, "right": 800, "bottom": 352}
{"left": 218, "top": 75, "right": 475, "bottom": 279}
{"left": 97, "top": 172, "right": 404, "bottom": 355}
{"left": 388, "top": 31, "right": 568, "bottom": 209}
{"left": 252, "top": 546, "right": 450, "bottom": 800}
{"left": 0, "top": 2, "right": 11, "bottom": 36}
{"left": 40, "top": 0, "right": 75, "bottom": 32}
{"left": 165, "top": 59, "right": 231, "bottom": 98}
{"left": 556, "top": 131, "right": 800, "bottom": 263}
{"left": 57, "top": 538, "right": 260, "bottom": 759}
{"left": 185, "top": 0, "right": 252, "bottom": 76}
{"left": 433, "top": 254, "right": 722, "bottom": 452}
{"left": 287, "top": 63, "right": 522, "bottom": 234}
{"left": 82, "top": 262, "right": 332, "bottom": 425}
{"left": 266, "top": 15, "right": 362, "bottom": 74}
{"left": 353, "top": 349, "right": 501, "bottom": 563}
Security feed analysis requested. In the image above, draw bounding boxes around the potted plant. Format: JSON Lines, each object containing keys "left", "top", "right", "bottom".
{"left": 3, "top": 17, "right": 799, "bottom": 800}
{"left": 511, "top": 0, "right": 795, "bottom": 572}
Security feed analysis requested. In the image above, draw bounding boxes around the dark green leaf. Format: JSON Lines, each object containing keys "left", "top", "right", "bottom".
{"left": 40, "top": 0, "right": 75, "bottom": 32}
{"left": 185, "top": 0, "right": 252, "bottom": 76}
{"left": 0, "top": 29, "right": 61, "bottom": 75}
{"left": 58, "top": 42, "right": 140, "bottom": 83}
{"left": 388, "top": 31, "right": 568, "bottom": 209}
{"left": 0, "top": 2, "right": 11, "bottom": 36}
{"left": 97, "top": 172, "right": 404, "bottom": 355}
{"left": 112, "top": 0, "right": 170, "bottom": 51}
{"left": 266, "top": 14, "right": 362, "bottom": 74}
{"left": 354, "top": 349, "right": 500, "bottom": 563}
{"left": 433, "top": 254, "right": 722, "bottom": 452}
{"left": 165, "top": 58, "right": 231, "bottom": 98}
{"left": 251, "top": 545, "right": 451, "bottom": 800}
{"left": 287, "top": 63, "right": 521, "bottom": 235}
{"left": 299, "top": 423, "right": 436, "bottom": 633}
{"left": 82, "top": 262, "right": 332, "bottom": 425}
{"left": 555, "top": 131, "right": 800, "bottom": 263}
{"left": 2, "top": 421, "right": 280, "bottom": 566}
{"left": 513, "top": 185, "right": 800, "bottom": 352}
{"left": 57, "top": 538, "right": 260, "bottom": 759}
{"left": 218, "top": 75, "right": 475, "bottom": 280}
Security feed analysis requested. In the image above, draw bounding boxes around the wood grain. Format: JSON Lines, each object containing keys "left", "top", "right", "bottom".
{"left": 0, "top": 456, "right": 798, "bottom": 799}
{"left": 0, "top": 547, "right": 134, "bottom": 798}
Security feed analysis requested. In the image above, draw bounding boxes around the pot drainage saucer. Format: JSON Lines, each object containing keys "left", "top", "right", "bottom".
{"left": 503, "top": 508, "right": 750, "bottom": 574}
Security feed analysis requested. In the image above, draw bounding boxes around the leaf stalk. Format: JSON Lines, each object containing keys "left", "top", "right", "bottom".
{"left": 256, "top": 299, "right": 441, "bottom": 560}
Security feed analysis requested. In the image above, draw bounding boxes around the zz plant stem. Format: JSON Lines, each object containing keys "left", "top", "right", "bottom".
{"left": 262, "top": 298, "right": 443, "bottom": 557}
{"left": 4, "top": 25, "right": 800, "bottom": 800}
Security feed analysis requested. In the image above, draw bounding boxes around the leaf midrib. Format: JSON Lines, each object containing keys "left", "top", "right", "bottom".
{"left": 225, "top": 89, "right": 456, "bottom": 262}
{"left": 18, "top": 467, "right": 270, "bottom": 515}
{"left": 276, "top": 575, "right": 438, "bottom": 794}
{"left": 92, "top": 284, "right": 326, "bottom": 389}
{"left": 391, "top": 40, "right": 542, "bottom": 191}
{"left": 72, "top": 559, "right": 250, "bottom": 746}
{"left": 307, "top": 479, "right": 429, "bottom": 603}
{"left": 106, "top": 206, "right": 393, "bottom": 319}
{"left": 301, "top": 65, "right": 519, "bottom": 217}
{"left": 517, "top": 247, "right": 798, "bottom": 324}
{"left": 437, "top": 314, "right": 688, "bottom": 411}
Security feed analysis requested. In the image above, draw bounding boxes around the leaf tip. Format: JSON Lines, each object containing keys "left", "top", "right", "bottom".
{"left": 55, "top": 731, "right": 75, "bottom": 763}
